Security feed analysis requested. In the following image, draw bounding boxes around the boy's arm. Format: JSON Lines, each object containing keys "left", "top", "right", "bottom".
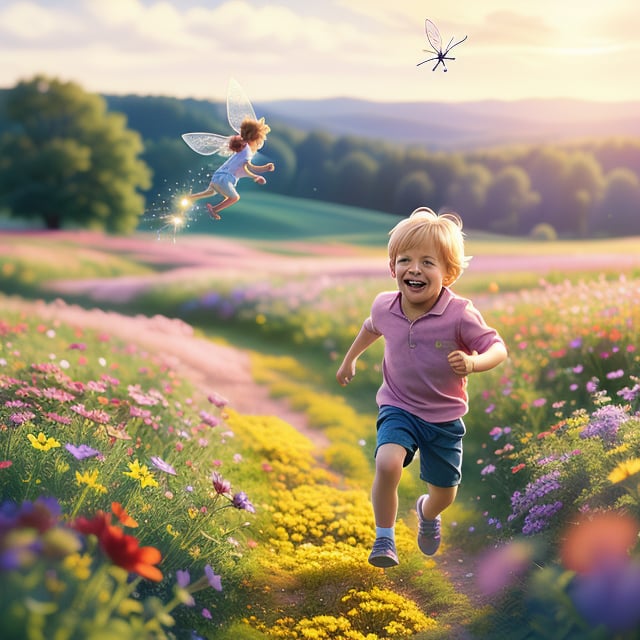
{"left": 448, "top": 341, "right": 508, "bottom": 377}
{"left": 336, "top": 324, "right": 380, "bottom": 386}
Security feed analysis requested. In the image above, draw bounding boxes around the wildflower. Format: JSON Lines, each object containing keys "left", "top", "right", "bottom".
{"left": 560, "top": 512, "right": 639, "bottom": 574}
{"left": 62, "top": 552, "right": 92, "bottom": 580}
{"left": 204, "top": 564, "right": 222, "bottom": 591}
{"left": 476, "top": 540, "right": 535, "bottom": 597}
{"left": 75, "top": 469, "right": 108, "bottom": 494}
{"left": 580, "top": 405, "right": 629, "bottom": 446}
{"left": 150, "top": 455, "right": 177, "bottom": 476}
{"left": 124, "top": 459, "right": 159, "bottom": 489}
{"left": 0, "top": 460, "right": 12, "bottom": 469}
{"left": 28, "top": 432, "right": 61, "bottom": 451}
{"left": 232, "top": 491, "right": 255, "bottom": 513}
{"left": 199, "top": 410, "right": 219, "bottom": 428}
{"left": 65, "top": 443, "right": 101, "bottom": 460}
{"left": 480, "top": 464, "right": 496, "bottom": 476}
{"left": 521, "top": 501, "right": 563, "bottom": 535}
{"left": 608, "top": 458, "right": 640, "bottom": 484}
{"left": 618, "top": 383, "right": 640, "bottom": 402}
{"left": 569, "top": 559, "right": 640, "bottom": 633}
{"left": 212, "top": 471, "right": 231, "bottom": 496}
{"left": 112, "top": 502, "right": 138, "bottom": 527}
{"left": 509, "top": 470, "right": 561, "bottom": 519}
{"left": 11, "top": 411, "right": 36, "bottom": 426}
{"left": 208, "top": 392, "right": 228, "bottom": 408}
{"left": 511, "top": 463, "right": 526, "bottom": 474}
{"left": 99, "top": 525, "right": 163, "bottom": 582}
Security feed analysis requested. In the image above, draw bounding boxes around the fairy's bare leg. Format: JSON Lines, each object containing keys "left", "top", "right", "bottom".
{"left": 186, "top": 185, "right": 217, "bottom": 202}
{"left": 207, "top": 194, "right": 239, "bottom": 218}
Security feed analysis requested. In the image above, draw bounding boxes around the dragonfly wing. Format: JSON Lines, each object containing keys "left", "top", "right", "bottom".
{"left": 227, "top": 77, "right": 257, "bottom": 134}
{"left": 181, "top": 133, "right": 231, "bottom": 156}
{"left": 425, "top": 19, "right": 443, "bottom": 53}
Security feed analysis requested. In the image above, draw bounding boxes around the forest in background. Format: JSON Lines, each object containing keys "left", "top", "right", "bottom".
{"left": 1, "top": 84, "right": 640, "bottom": 237}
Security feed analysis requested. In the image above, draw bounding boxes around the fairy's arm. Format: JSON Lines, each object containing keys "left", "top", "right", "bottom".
{"left": 247, "top": 161, "right": 275, "bottom": 174}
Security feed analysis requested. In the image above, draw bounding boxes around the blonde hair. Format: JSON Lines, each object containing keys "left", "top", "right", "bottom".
{"left": 388, "top": 207, "right": 471, "bottom": 286}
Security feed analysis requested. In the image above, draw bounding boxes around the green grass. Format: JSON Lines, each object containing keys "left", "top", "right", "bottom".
{"left": 140, "top": 190, "right": 400, "bottom": 244}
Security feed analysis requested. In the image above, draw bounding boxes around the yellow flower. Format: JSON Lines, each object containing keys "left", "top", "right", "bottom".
{"left": 75, "top": 469, "right": 108, "bottom": 494}
{"left": 124, "top": 459, "right": 159, "bottom": 489}
{"left": 608, "top": 458, "right": 640, "bottom": 484}
{"left": 63, "top": 553, "right": 92, "bottom": 580}
{"left": 27, "top": 432, "right": 61, "bottom": 451}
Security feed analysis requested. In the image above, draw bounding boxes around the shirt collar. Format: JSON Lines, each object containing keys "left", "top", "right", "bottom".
{"left": 389, "top": 287, "right": 453, "bottom": 318}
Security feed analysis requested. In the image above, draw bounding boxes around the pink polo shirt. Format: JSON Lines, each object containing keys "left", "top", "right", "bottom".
{"left": 364, "top": 288, "right": 505, "bottom": 423}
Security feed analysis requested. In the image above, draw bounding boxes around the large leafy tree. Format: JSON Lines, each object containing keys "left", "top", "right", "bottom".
{"left": 0, "top": 75, "right": 151, "bottom": 232}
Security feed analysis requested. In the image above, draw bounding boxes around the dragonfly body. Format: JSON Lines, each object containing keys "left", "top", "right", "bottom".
{"left": 417, "top": 19, "right": 467, "bottom": 72}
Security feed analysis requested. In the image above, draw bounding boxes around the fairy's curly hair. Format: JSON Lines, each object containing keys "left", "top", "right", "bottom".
{"left": 228, "top": 117, "right": 271, "bottom": 153}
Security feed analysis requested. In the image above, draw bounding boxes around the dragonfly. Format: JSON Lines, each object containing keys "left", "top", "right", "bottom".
{"left": 417, "top": 18, "right": 467, "bottom": 72}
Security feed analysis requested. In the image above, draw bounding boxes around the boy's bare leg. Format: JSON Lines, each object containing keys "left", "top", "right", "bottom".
{"left": 371, "top": 443, "right": 406, "bottom": 527}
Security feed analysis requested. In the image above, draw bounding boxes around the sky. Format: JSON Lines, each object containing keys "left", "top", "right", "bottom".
{"left": 2, "top": 0, "right": 640, "bottom": 106}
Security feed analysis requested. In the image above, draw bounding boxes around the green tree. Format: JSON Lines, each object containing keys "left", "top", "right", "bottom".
{"left": 591, "top": 167, "right": 640, "bottom": 236}
{"left": 393, "top": 170, "right": 435, "bottom": 214}
{"left": 485, "top": 166, "right": 539, "bottom": 234}
{"left": 0, "top": 75, "right": 151, "bottom": 232}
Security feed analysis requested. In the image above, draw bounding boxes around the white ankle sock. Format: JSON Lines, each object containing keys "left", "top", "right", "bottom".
{"left": 376, "top": 526, "right": 395, "bottom": 540}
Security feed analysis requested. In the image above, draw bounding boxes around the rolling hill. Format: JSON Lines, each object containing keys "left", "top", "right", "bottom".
{"left": 261, "top": 97, "right": 640, "bottom": 150}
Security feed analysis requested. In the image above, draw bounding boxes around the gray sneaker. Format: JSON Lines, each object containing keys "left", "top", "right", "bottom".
{"left": 416, "top": 495, "right": 441, "bottom": 556}
{"left": 368, "top": 536, "right": 399, "bottom": 568}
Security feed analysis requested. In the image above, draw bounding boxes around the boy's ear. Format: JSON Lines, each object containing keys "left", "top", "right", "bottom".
{"left": 389, "top": 259, "right": 396, "bottom": 277}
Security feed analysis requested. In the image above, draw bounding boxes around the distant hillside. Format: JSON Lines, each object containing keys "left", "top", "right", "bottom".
{"left": 260, "top": 97, "right": 640, "bottom": 150}
{"left": 139, "top": 189, "right": 399, "bottom": 245}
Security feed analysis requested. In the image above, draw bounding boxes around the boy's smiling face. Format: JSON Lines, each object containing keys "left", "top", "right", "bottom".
{"left": 390, "top": 242, "right": 446, "bottom": 318}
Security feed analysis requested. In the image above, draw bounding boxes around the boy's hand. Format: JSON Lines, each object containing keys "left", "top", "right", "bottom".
{"left": 336, "top": 362, "right": 356, "bottom": 386}
{"left": 265, "top": 163, "right": 275, "bottom": 172}
{"left": 448, "top": 350, "right": 477, "bottom": 376}
{"left": 254, "top": 176, "right": 266, "bottom": 185}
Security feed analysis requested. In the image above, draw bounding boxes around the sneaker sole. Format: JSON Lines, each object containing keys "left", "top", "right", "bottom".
{"left": 368, "top": 554, "right": 399, "bottom": 568}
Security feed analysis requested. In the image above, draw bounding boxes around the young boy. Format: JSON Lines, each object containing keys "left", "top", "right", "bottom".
{"left": 336, "top": 207, "right": 507, "bottom": 568}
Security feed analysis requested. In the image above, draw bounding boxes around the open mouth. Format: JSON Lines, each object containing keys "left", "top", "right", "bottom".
{"left": 405, "top": 280, "right": 426, "bottom": 289}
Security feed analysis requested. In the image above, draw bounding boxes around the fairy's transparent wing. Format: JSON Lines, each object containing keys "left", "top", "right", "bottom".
{"left": 227, "top": 77, "right": 257, "bottom": 134}
{"left": 181, "top": 133, "right": 232, "bottom": 156}
{"left": 425, "top": 19, "right": 442, "bottom": 53}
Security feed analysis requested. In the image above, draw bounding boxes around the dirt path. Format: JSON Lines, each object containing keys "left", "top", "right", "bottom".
{"left": 2, "top": 295, "right": 328, "bottom": 450}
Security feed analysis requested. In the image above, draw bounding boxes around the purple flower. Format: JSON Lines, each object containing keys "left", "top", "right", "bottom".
{"left": 509, "top": 470, "right": 562, "bottom": 520}
{"left": 204, "top": 564, "right": 222, "bottom": 591}
{"left": 176, "top": 569, "right": 190, "bottom": 588}
{"left": 481, "top": 464, "right": 496, "bottom": 476}
{"left": 232, "top": 491, "right": 255, "bottom": 513}
{"left": 199, "top": 410, "right": 219, "bottom": 428}
{"left": 150, "top": 456, "right": 177, "bottom": 475}
{"left": 212, "top": 472, "right": 231, "bottom": 496}
{"left": 208, "top": 392, "right": 228, "bottom": 408}
{"left": 9, "top": 411, "right": 36, "bottom": 425}
{"left": 580, "top": 405, "right": 628, "bottom": 447}
{"left": 618, "top": 383, "right": 640, "bottom": 402}
{"left": 606, "top": 369, "right": 624, "bottom": 380}
{"left": 521, "top": 501, "right": 563, "bottom": 535}
{"left": 569, "top": 560, "right": 640, "bottom": 633}
{"left": 65, "top": 443, "right": 101, "bottom": 460}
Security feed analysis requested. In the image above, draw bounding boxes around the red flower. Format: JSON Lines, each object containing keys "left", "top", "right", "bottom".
{"left": 511, "top": 463, "right": 526, "bottom": 474}
{"left": 72, "top": 511, "right": 111, "bottom": 538}
{"left": 112, "top": 502, "right": 138, "bottom": 528}
{"left": 99, "top": 525, "right": 163, "bottom": 582}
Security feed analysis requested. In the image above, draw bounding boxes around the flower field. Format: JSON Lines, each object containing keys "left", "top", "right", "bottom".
{"left": 1, "top": 231, "right": 640, "bottom": 639}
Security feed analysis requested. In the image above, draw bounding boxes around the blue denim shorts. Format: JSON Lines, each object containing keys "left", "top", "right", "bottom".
{"left": 375, "top": 405, "right": 466, "bottom": 487}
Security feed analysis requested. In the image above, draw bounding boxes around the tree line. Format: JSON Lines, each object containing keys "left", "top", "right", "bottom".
{"left": 1, "top": 75, "right": 639, "bottom": 237}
